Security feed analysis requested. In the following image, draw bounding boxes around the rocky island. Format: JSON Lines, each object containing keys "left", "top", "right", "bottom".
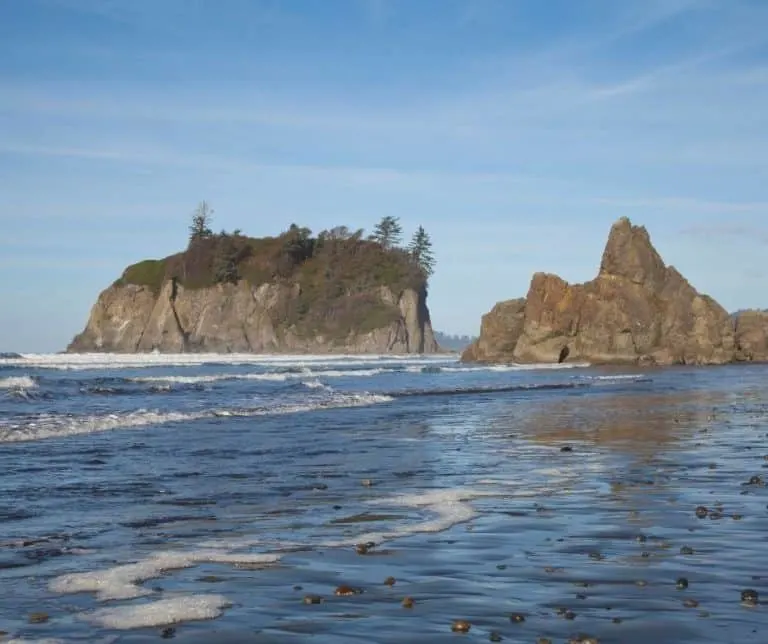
{"left": 462, "top": 217, "right": 768, "bottom": 366}
{"left": 68, "top": 214, "right": 439, "bottom": 354}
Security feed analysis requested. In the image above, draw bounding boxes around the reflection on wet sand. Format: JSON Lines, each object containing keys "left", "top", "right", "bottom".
{"left": 518, "top": 390, "right": 727, "bottom": 450}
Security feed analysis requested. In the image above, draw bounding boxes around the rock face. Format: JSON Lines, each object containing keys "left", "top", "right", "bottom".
{"left": 462, "top": 217, "right": 764, "bottom": 366}
{"left": 734, "top": 310, "right": 768, "bottom": 362}
{"left": 69, "top": 280, "right": 438, "bottom": 354}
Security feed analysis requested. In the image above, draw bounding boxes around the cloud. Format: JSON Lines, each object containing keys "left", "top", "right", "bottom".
{"left": 679, "top": 224, "right": 768, "bottom": 244}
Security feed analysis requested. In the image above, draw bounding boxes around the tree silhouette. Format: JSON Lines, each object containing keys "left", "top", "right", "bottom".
{"left": 371, "top": 216, "right": 403, "bottom": 249}
{"left": 408, "top": 225, "right": 435, "bottom": 278}
{"left": 189, "top": 201, "right": 214, "bottom": 243}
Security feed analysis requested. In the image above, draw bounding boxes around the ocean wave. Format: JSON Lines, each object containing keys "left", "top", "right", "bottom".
{"left": 387, "top": 382, "right": 588, "bottom": 398}
{"left": 0, "top": 352, "right": 449, "bottom": 371}
{"left": 0, "top": 375, "right": 37, "bottom": 390}
{"left": 0, "top": 392, "right": 393, "bottom": 443}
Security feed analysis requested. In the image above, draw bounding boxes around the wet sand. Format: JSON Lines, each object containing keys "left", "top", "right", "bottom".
{"left": 1, "top": 361, "right": 766, "bottom": 642}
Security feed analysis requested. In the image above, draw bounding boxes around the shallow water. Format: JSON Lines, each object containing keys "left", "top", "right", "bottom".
{"left": 0, "top": 353, "right": 767, "bottom": 642}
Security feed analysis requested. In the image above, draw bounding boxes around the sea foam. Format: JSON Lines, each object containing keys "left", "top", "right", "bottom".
{"left": 50, "top": 551, "right": 280, "bottom": 601}
{"left": 0, "top": 375, "right": 37, "bottom": 390}
{"left": 84, "top": 594, "right": 232, "bottom": 629}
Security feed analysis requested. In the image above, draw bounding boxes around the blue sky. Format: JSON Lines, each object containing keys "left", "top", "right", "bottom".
{"left": 1, "top": 0, "right": 767, "bottom": 352}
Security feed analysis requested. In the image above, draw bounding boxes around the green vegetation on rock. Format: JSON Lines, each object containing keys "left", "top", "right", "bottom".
{"left": 117, "top": 206, "right": 437, "bottom": 340}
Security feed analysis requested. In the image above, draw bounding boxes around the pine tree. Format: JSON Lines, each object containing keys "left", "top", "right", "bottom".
{"left": 408, "top": 225, "right": 435, "bottom": 278}
{"left": 371, "top": 216, "right": 403, "bottom": 249}
{"left": 188, "top": 201, "right": 214, "bottom": 243}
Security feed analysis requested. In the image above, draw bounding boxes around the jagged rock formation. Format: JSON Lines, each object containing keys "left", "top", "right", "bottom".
{"left": 68, "top": 229, "right": 439, "bottom": 354}
{"left": 463, "top": 217, "right": 766, "bottom": 366}
{"left": 733, "top": 309, "right": 768, "bottom": 362}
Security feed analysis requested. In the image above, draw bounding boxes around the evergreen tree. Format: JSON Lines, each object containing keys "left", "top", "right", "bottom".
{"left": 408, "top": 225, "right": 435, "bottom": 278}
{"left": 371, "top": 216, "right": 403, "bottom": 248}
{"left": 213, "top": 233, "right": 239, "bottom": 284}
{"left": 188, "top": 201, "right": 214, "bottom": 243}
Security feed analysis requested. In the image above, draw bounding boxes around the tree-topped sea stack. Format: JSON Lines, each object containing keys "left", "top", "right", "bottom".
{"left": 68, "top": 205, "right": 440, "bottom": 354}
{"left": 462, "top": 217, "right": 768, "bottom": 366}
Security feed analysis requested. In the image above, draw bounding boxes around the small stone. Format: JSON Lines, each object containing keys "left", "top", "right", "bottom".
{"left": 732, "top": 514, "right": 743, "bottom": 521}
{"left": 451, "top": 619, "right": 471, "bottom": 633}
{"left": 334, "top": 585, "right": 361, "bottom": 596}
{"left": 401, "top": 596, "right": 415, "bottom": 609}
{"left": 28, "top": 612, "right": 49, "bottom": 624}
{"left": 384, "top": 576, "right": 396, "bottom": 586}
{"left": 741, "top": 589, "right": 759, "bottom": 606}
{"left": 161, "top": 627, "right": 176, "bottom": 639}
{"left": 489, "top": 632, "right": 503, "bottom": 642}
{"left": 569, "top": 636, "right": 599, "bottom": 644}
{"left": 303, "top": 594, "right": 323, "bottom": 604}
{"left": 293, "top": 585, "right": 303, "bottom": 591}
{"left": 496, "top": 564, "right": 507, "bottom": 570}
{"left": 561, "top": 445, "right": 573, "bottom": 452}
{"left": 680, "top": 546, "right": 694, "bottom": 555}
{"left": 361, "top": 479, "right": 374, "bottom": 487}
{"left": 683, "top": 599, "right": 699, "bottom": 608}
{"left": 537, "top": 639, "right": 553, "bottom": 644}
{"left": 695, "top": 506, "right": 708, "bottom": 519}
{"left": 588, "top": 552, "right": 604, "bottom": 561}
{"left": 748, "top": 475, "right": 763, "bottom": 486}
{"left": 636, "top": 534, "right": 647, "bottom": 543}
{"left": 676, "top": 577, "right": 689, "bottom": 590}
{"left": 355, "top": 543, "right": 370, "bottom": 555}
{"left": 509, "top": 613, "right": 525, "bottom": 623}
{"left": 612, "top": 617, "right": 623, "bottom": 624}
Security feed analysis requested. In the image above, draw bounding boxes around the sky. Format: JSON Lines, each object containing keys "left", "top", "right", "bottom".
{"left": 1, "top": 0, "right": 767, "bottom": 352}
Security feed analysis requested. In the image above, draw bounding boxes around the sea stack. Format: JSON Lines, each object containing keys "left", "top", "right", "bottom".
{"left": 463, "top": 217, "right": 767, "bottom": 366}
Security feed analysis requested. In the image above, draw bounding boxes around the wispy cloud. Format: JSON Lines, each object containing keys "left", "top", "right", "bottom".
{"left": 679, "top": 224, "right": 768, "bottom": 244}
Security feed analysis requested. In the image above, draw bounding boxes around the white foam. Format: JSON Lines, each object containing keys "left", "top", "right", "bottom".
{"left": 84, "top": 594, "right": 231, "bottom": 629}
{"left": 323, "top": 488, "right": 490, "bottom": 548}
{"left": 50, "top": 551, "right": 279, "bottom": 601}
{"left": 1, "top": 352, "right": 450, "bottom": 371}
{"left": 0, "top": 392, "right": 393, "bottom": 443}
{"left": 0, "top": 375, "right": 37, "bottom": 390}
{"left": 0, "top": 410, "right": 206, "bottom": 444}
{"left": 130, "top": 367, "right": 390, "bottom": 385}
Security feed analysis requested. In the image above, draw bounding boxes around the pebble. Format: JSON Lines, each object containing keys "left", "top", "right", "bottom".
{"left": 489, "top": 632, "right": 503, "bottom": 642}
{"left": 361, "top": 479, "right": 374, "bottom": 487}
{"left": 683, "top": 599, "right": 700, "bottom": 608}
{"left": 509, "top": 613, "right": 526, "bottom": 623}
{"left": 451, "top": 619, "right": 471, "bottom": 633}
{"left": 695, "top": 505, "right": 708, "bottom": 518}
{"left": 334, "top": 585, "right": 361, "bottom": 596}
{"left": 355, "top": 543, "right": 370, "bottom": 555}
{"left": 303, "top": 594, "right": 323, "bottom": 604}
{"left": 384, "top": 576, "right": 396, "bottom": 586}
{"left": 401, "top": 596, "right": 415, "bottom": 609}
{"left": 680, "top": 546, "right": 695, "bottom": 555}
{"left": 537, "top": 639, "right": 553, "bottom": 644}
{"left": 28, "top": 612, "right": 49, "bottom": 624}
{"left": 676, "top": 577, "right": 689, "bottom": 590}
{"left": 741, "top": 589, "right": 759, "bottom": 606}
{"left": 161, "top": 627, "right": 176, "bottom": 639}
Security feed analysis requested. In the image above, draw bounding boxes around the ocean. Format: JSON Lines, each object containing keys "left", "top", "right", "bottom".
{"left": 0, "top": 353, "right": 766, "bottom": 643}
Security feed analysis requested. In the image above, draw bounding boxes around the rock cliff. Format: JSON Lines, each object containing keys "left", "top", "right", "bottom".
{"left": 463, "top": 217, "right": 766, "bottom": 366}
{"left": 68, "top": 228, "right": 439, "bottom": 354}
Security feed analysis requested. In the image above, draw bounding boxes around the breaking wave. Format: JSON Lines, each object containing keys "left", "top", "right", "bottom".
{"left": 0, "top": 375, "right": 37, "bottom": 390}
{"left": 0, "top": 392, "right": 393, "bottom": 443}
